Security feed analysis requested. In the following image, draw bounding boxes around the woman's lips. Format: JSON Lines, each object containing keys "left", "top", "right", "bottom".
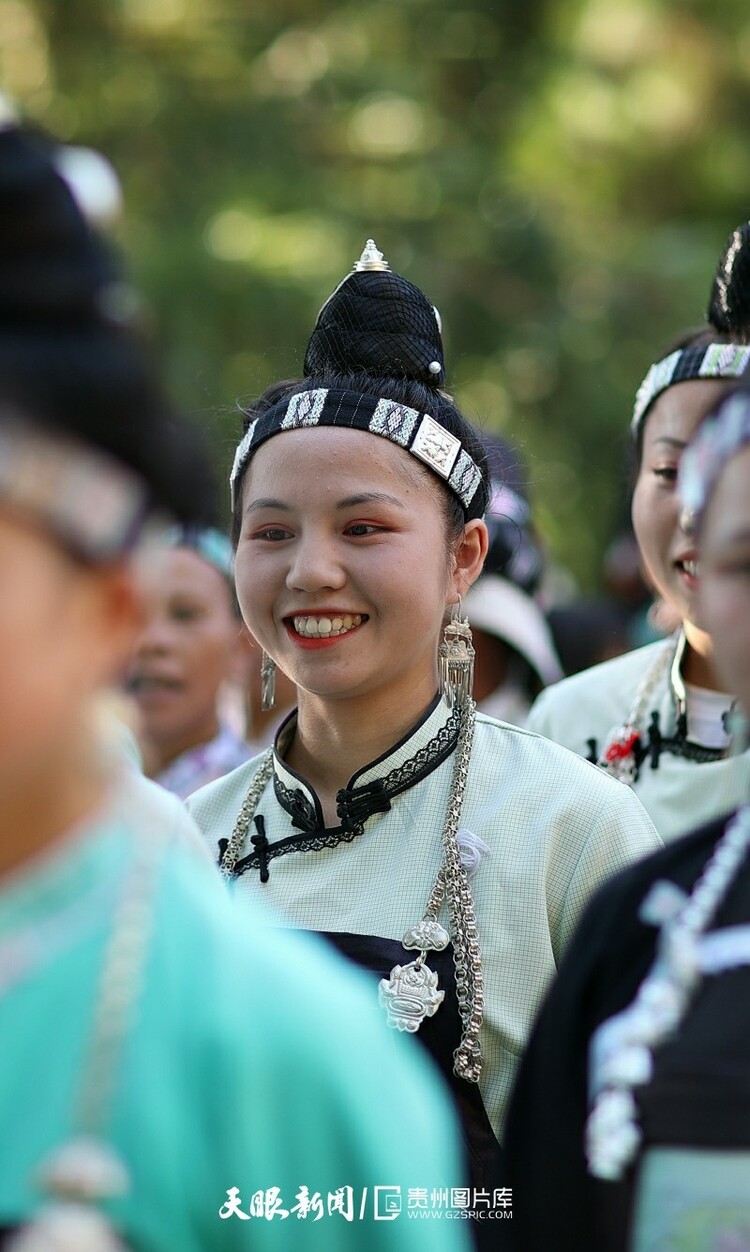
{"left": 284, "top": 613, "right": 368, "bottom": 649}
{"left": 675, "top": 557, "right": 700, "bottom": 588}
{"left": 128, "top": 674, "right": 183, "bottom": 694}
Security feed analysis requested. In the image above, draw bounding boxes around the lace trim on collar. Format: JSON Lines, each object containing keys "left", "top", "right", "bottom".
{"left": 223, "top": 700, "right": 460, "bottom": 879}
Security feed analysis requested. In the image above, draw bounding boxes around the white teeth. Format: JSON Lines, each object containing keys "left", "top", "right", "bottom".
{"left": 682, "top": 560, "right": 699, "bottom": 578}
{"left": 293, "top": 614, "right": 363, "bottom": 638}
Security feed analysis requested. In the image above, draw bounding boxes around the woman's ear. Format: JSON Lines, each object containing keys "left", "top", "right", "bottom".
{"left": 449, "top": 519, "right": 488, "bottom": 603}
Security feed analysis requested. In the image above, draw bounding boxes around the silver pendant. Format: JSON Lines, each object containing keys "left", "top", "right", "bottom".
{"left": 7, "top": 1202, "right": 128, "bottom": 1251}
{"left": 402, "top": 919, "right": 450, "bottom": 951}
{"left": 378, "top": 959, "right": 445, "bottom": 1032}
{"left": 8, "top": 1138, "right": 132, "bottom": 1251}
{"left": 260, "top": 651, "right": 276, "bottom": 712}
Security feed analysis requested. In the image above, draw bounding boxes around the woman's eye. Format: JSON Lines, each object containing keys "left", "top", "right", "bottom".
{"left": 653, "top": 466, "right": 678, "bottom": 483}
{"left": 171, "top": 604, "right": 202, "bottom": 623}
{"left": 345, "top": 523, "right": 382, "bottom": 537}
{"left": 254, "top": 527, "right": 292, "bottom": 541}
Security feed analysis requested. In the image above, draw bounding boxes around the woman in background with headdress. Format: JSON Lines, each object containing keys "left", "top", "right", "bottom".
{"left": 527, "top": 223, "right": 750, "bottom": 843}
{"left": 127, "top": 524, "right": 251, "bottom": 798}
{"left": 0, "top": 122, "right": 471, "bottom": 1252}
{"left": 188, "top": 240, "right": 660, "bottom": 1199}
{"left": 503, "top": 383, "right": 750, "bottom": 1252}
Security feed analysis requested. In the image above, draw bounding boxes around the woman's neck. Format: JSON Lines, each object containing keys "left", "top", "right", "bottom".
{"left": 285, "top": 670, "right": 440, "bottom": 811}
{"left": 141, "top": 714, "right": 221, "bottom": 779}
{"left": 682, "top": 619, "right": 726, "bottom": 692}
{"left": 0, "top": 720, "right": 111, "bottom": 881}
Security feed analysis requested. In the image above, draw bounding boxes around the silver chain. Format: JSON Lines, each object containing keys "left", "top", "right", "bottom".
{"left": 218, "top": 749, "right": 274, "bottom": 880}
{"left": 586, "top": 804, "right": 750, "bottom": 1180}
{"left": 217, "top": 704, "right": 484, "bottom": 1082}
{"left": 597, "top": 633, "right": 676, "bottom": 778}
{"left": 79, "top": 830, "right": 162, "bottom": 1138}
{"left": 422, "top": 698, "right": 484, "bottom": 1081}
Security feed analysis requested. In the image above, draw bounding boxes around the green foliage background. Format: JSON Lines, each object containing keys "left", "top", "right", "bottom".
{"left": 10, "top": 0, "right": 750, "bottom": 586}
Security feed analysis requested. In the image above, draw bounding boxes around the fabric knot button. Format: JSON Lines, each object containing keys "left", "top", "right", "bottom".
{"left": 335, "top": 779, "right": 391, "bottom": 830}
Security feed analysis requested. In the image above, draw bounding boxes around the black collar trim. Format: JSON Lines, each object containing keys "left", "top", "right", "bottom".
{"left": 586, "top": 632, "right": 735, "bottom": 775}
{"left": 223, "top": 695, "right": 460, "bottom": 880}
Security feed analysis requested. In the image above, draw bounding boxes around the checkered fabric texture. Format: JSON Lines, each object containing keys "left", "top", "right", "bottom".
{"left": 188, "top": 705, "right": 661, "bottom": 1142}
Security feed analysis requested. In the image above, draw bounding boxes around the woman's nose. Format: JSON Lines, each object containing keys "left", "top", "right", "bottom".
{"left": 286, "top": 534, "right": 345, "bottom": 592}
{"left": 136, "top": 612, "right": 174, "bottom": 655}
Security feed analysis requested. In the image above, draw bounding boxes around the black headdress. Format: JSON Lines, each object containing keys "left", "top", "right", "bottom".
{"left": 231, "top": 241, "right": 487, "bottom": 520}
{"left": 632, "top": 221, "right": 750, "bottom": 434}
{"left": 0, "top": 110, "right": 213, "bottom": 558}
{"left": 304, "top": 239, "right": 446, "bottom": 386}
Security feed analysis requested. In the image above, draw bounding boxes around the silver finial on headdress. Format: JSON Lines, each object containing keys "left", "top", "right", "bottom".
{"left": 355, "top": 239, "right": 390, "bottom": 272}
{"left": 52, "top": 146, "right": 123, "bottom": 225}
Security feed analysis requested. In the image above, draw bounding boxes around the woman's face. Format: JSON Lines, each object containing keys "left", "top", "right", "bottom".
{"left": 0, "top": 509, "right": 134, "bottom": 786}
{"left": 697, "top": 445, "right": 750, "bottom": 711}
{"left": 128, "top": 547, "right": 240, "bottom": 754}
{"left": 632, "top": 380, "right": 731, "bottom": 625}
{"left": 234, "top": 427, "right": 473, "bottom": 706}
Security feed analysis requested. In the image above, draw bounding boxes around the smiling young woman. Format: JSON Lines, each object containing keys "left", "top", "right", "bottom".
{"left": 527, "top": 224, "right": 750, "bottom": 843}
{"left": 0, "top": 128, "right": 472, "bottom": 1252}
{"left": 187, "top": 242, "right": 661, "bottom": 1204}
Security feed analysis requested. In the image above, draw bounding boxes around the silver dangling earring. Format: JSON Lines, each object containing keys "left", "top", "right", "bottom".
{"left": 438, "top": 601, "right": 475, "bottom": 709}
{"left": 260, "top": 651, "right": 277, "bottom": 712}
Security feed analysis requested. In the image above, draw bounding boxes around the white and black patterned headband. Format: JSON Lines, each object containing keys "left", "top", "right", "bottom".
{"left": 230, "top": 388, "right": 486, "bottom": 519}
{"left": 632, "top": 341, "right": 750, "bottom": 436}
{"left": 0, "top": 418, "right": 151, "bottom": 560}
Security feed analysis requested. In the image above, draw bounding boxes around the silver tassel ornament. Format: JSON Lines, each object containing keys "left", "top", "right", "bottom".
{"left": 8, "top": 1138, "right": 130, "bottom": 1251}
{"left": 260, "top": 651, "right": 276, "bottom": 712}
{"left": 438, "top": 607, "right": 475, "bottom": 709}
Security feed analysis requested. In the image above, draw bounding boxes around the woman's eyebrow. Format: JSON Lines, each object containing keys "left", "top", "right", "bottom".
{"left": 651, "top": 437, "right": 686, "bottom": 450}
{"left": 244, "top": 497, "right": 289, "bottom": 513}
{"left": 336, "top": 492, "right": 406, "bottom": 509}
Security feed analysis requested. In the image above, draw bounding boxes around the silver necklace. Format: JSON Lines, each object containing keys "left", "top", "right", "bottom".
{"left": 8, "top": 831, "right": 163, "bottom": 1251}
{"left": 597, "top": 635, "right": 675, "bottom": 782}
{"left": 586, "top": 804, "right": 750, "bottom": 1181}
{"left": 0, "top": 875, "right": 116, "bottom": 997}
{"left": 219, "top": 699, "right": 485, "bottom": 1083}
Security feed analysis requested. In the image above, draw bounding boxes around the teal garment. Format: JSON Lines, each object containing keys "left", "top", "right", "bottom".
{"left": 0, "top": 783, "right": 470, "bottom": 1252}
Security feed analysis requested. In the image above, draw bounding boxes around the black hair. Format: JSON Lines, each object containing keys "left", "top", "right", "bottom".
{"left": 0, "top": 123, "right": 215, "bottom": 527}
{"left": 632, "top": 324, "right": 729, "bottom": 469}
{"left": 633, "top": 221, "right": 750, "bottom": 468}
{"left": 231, "top": 259, "right": 490, "bottom": 546}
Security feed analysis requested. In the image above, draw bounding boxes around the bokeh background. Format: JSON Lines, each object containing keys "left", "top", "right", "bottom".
{"left": 9, "top": 0, "right": 750, "bottom": 587}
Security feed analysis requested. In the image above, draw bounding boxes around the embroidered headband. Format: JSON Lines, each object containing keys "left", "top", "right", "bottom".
{"left": 0, "top": 418, "right": 151, "bottom": 560}
{"left": 678, "top": 389, "right": 750, "bottom": 531}
{"left": 631, "top": 342, "right": 750, "bottom": 435}
{"left": 230, "top": 387, "right": 485, "bottom": 518}
{"left": 159, "top": 524, "right": 234, "bottom": 579}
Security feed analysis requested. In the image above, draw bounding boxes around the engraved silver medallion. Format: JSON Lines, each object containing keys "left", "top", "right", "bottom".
{"left": 378, "top": 960, "right": 445, "bottom": 1032}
